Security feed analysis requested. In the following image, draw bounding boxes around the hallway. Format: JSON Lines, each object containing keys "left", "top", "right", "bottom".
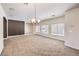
{"left": 1, "top": 35, "right": 79, "bottom": 56}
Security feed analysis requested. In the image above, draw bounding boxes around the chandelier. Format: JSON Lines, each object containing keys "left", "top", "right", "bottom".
{"left": 31, "top": 3, "right": 40, "bottom": 24}
{"left": 31, "top": 18, "right": 40, "bottom": 23}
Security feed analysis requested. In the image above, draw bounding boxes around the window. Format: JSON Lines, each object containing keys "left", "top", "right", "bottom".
{"left": 51, "top": 23, "right": 64, "bottom": 36}
{"left": 58, "top": 23, "right": 64, "bottom": 36}
{"left": 36, "top": 25, "right": 40, "bottom": 32}
{"left": 41, "top": 25, "right": 49, "bottom": 34}
{"left": 51, "top": 24, "right": 58, "bottom": 35}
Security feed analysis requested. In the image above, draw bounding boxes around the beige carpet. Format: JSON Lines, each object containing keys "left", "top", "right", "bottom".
{"left": 1, "top": 35, "right": 79, "bottom": 56}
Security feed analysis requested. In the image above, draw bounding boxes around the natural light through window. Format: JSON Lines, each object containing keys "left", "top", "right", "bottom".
{"left": 40, "top": 25, "right": 49, "bottom": 34}
{"left": 51, "top": 23, "right": 64, "bottom": 36}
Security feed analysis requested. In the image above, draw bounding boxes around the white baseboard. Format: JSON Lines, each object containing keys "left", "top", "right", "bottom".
{"left": 34, "top": 33, "right": 64, "bottom": 41}
{"left": 65, "top": 42, "right": 79, "bottom": 50}
{"left": 4, "top": 38, "right": 8, "bottom": 40}
{"left": 0, "top": 44, "right": 3, "bottom": 55}
{"left": 24, "top": 33, "right": 33, "bottom": 35}
{"left": 7, "top": 34, "right": 33, "bottom": 39}
{"left": 7, "top": 34, "right": 25, "bottom": 38}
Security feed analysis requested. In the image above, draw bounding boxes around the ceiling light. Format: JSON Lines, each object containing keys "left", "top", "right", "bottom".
{"left": 31, "top": 3, "right": 40, "bottom": 24}
{"left": 37, "top": 19, "right": 40, "bottom": 23}
{"left": 9, "top": 8, "right": 14, "bottom": 11}
{"left": 9, "top": 14, "right": 13, "bottom": 16}
{"left": 31, "top": 18, "right": 36, "bottom": 23}
{"left": 24, "top": 3, "right": 28, "bottom": 5}
{"left": 31, "top": 18, "right": 40, "bottom": 24}
{"left": 52, "top": 15, "right": 55, "bottom": 16}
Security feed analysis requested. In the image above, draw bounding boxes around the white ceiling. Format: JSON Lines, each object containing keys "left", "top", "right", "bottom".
{"left": 1, "top": 3, "right": 78, "bottom": 21}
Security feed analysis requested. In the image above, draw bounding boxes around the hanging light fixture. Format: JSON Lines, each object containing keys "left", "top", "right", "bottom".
{"left": 31, "top": 3, "right": 40, "bottom": 24}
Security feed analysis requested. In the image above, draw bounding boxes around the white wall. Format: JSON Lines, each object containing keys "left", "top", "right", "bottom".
{"left": 0, "top": 4, "right": 7, "bottom": 54}
{"left": 65, "top": 7, "right": 79, "bottom": 50}
{"left": 25, "top": 23, "right": 33, "bottom": 35}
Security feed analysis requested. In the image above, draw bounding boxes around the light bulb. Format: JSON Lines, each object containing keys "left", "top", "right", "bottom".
{"left": 31, "top": 18, "right": 36, "bottom": 23}
{"left": 37, "top": 19, "right": 40, "bottom": 23}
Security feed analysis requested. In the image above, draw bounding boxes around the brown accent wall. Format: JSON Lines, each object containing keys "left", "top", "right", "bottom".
{"left": 8, "top": 20, "right": 24, "bottom": 36}
{"left": 3, "top": 17, "right": 7, "bottom": 38}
